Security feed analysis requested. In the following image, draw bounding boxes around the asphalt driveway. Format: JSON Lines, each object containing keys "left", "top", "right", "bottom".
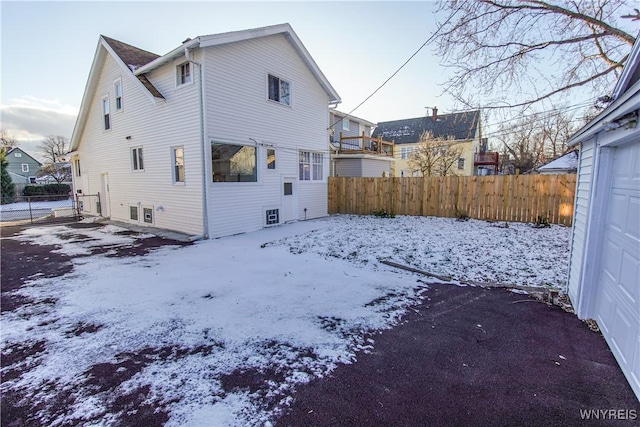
{"left": 277, "top": 283, "right": 640, "bottom": 426}
{"left": 1, "top": 221, "right": 638, "bottom": 426}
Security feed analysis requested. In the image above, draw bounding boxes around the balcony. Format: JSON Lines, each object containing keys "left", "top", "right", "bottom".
{"left": 335, "top": 132, "right": 394, "bottom": 157}
{"left": 474, "top": 152, "right": 499, "bottom": 165}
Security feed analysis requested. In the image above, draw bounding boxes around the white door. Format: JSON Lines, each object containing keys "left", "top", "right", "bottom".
{"left": 282, "top": 177, "right": 297, "bottom": 223}
{"left": 594, "top": 141, "right": 639, "bottom": 399}
{"left": 100, "top": 173, "right": 111, "bottom": 218}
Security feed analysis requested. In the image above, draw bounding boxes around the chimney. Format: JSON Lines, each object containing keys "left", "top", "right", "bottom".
{"left": 432, "top": 106, "right": 438, "bottom": 121}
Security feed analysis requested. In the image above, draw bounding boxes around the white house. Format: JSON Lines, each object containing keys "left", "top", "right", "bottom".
{"left": 567, "top": 34, "right": 639, "bottom": 400}
{"left": 68, "top": 24, "right": 340, "bottom": 238}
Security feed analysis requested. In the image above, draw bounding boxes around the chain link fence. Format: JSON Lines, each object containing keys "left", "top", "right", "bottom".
{"left": 0, "top": 194, "right": 78, "bottom": 224}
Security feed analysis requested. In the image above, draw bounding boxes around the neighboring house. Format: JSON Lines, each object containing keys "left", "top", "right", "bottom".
{"left": 372, "top": 109, "right": 494, "bottom": 177}
{"left": 566, "top": 35, "right": 639, "bottom": 400}
{"left": 68, "top": 24, "right": 340, "bottom": 238}
{"left": 534, "top": 150, "right": 579, "bottom": 174}
{"left": 329, "top": 109, "right": 394, "bottom": 177}
{"left": 2, "top": 147, "right": 42, "bottom": 184}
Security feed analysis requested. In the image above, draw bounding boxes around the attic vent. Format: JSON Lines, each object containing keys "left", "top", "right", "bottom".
{"left": 266, "top": 209, "right": 279, "bottom": 226}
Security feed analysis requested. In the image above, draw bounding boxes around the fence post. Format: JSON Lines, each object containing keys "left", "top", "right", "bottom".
{"left": 28, "top": 196, "right": 33, "bottom": 224}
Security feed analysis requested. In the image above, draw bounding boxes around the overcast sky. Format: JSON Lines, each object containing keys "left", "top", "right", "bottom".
{"left": 2, "top": 1, "right": 460, "bottom": 159}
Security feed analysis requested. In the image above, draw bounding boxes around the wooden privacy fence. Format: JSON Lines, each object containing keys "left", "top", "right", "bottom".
{"left": 328, "top": 175, "right": 577, "bottom": 226}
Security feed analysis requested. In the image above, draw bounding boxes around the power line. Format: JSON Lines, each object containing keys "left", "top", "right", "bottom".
{"left": 328, "top": 5, "right": 460, "bottom": 131}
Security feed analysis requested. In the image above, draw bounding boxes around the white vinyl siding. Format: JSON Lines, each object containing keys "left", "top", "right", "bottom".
{"left": 204, "top": 34, "right": 330, "bottom": 238}
{"left": 73, "top": 50, "right": 204, "bottom": 235}
{"left": 568, "top": 139, "right": 594, "bottom": 304}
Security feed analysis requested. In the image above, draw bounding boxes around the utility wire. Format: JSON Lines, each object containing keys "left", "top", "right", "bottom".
{"left": 328, "top": 5, "right": 460, "bottom": 131}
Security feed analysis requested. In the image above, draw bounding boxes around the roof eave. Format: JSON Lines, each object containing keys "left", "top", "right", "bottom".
{"left": 135, "top": 24, "right": 341, "bottom": 103}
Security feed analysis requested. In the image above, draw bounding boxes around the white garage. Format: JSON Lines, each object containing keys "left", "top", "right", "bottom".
{"left": 567, "top": 36, "right": 640, "bottom": 401}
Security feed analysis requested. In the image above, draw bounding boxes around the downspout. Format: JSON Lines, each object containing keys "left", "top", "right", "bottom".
{"left": 186, "top": 46, "right": 209, "bottom": 239}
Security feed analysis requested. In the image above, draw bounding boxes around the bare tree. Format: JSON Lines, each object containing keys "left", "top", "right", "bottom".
{"left": 40, "top": 135, "right": 69, "bottom": 165}
{"left": 37, "top": 163, "right": 72, "bottom": 184}
{"left": 495, "top": 108, "right": 577, "bottom": 173}
{"left": 1, "top": 129, "right": 18, "bottom": 151}
{"left": 434, "top": 0, "right": 638, "bottom": 110}
{"left": 408, "top": 131, "right": 464, "bottom": 176}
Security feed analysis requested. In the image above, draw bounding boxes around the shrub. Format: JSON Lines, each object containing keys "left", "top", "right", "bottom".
{"left": 533, "top": 214, "right": 551, "bottom": 228}
{"left": 22, "top": 184, "right": 71, "bottom": 201}
{"left": 0, "top": 152, "right": 15, "bottom": 204}
{"left": 372, "top": 209, "right": 395, "bottom": 218}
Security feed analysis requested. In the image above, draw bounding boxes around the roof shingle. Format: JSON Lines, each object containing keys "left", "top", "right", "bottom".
{"left": 372, "top": 111, "right": 480, "bottom": 144}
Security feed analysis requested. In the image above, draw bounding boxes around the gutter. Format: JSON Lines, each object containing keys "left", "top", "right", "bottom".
{"left": 185, "top": 46, "right": 210, "bottom": 239}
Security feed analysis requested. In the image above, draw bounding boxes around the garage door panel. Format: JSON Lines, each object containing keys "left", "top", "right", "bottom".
{"left": 619, "top": 249, "right": 639, "bottom": 306}
{"left": 626, "top": 195, "right": 639, "bottom": 241}
{"left": 609, "top": 305, "right": 635, "bottom": 366}
{"left": 596, "top": 280, "right": 616, "bottom": 334}
{"left": 601, "top": 238, "right": 621, "bottom": 283}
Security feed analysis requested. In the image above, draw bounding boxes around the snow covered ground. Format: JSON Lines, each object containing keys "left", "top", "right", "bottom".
{"left": 1, "top": 215, "right": 571, "bottom": 426}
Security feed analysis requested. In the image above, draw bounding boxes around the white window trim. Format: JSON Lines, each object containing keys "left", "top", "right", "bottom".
{"left": 299, "top": 151, "right": 325, "bottom": 182}
{"left": 171, "top": 146, "right": 185, "bottom": 185}
{"left": 102, "top": 95, "right": 111, "bottom": 131}
{"left": 114, "top": 78, "right": 123, "bottom": 111}
{"left": 342, "top": 119, "right": 349, "bottom": 131}
{"left": 176, "top": 60, "right": 193, "bottom": 88}
{"left": 266, "top": 72, "right": 292, "bottom": 107}
{"left": 21, "top": 164, "right": 29, "bottom": 172}
{"left": 131, "top": 146, "right": 144, "bottom": 172}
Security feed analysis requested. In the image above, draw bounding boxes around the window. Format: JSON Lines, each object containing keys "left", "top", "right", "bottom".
{"left": 130, "top": 206, "right": 138, "bottom": 221}
{"left": 267, "top": 148, "right": 276, "bottom": 170}
{"left": 177, "top": 62, "right": 191, "bottom": 86}
{"left": 458, "top": 158, "right": 465, "bottom": 170}
{"left": 299, "top": 151, "right": 323, "bottom": 181}
{"left": 172, "top": 147, "right": 185, "bottom": 183}
{"left": 132, "top": 147, "right": 144, "bottom": 171}
{"left": 401, "top": 147, "right": 413, "bottom": 160}
{"left": 114, "top": 79, "right": 123, "bottom": 110}
{"left": 342, "top": 119, "right": 349, "bottom": 131}
{"left": 143, "top": 207, "right": 153, "bottom": 224}
{"left": 74, "top": 159, "right": 81, "bottom": 177}
{"left": 284, "top": 182, "right": 293, "bottom": 195}
{"left": 211, "top": 142, "right": 257, "bottom": 182}
{"left": 14, "top": 152, "right": 21, "bottom": 157}
{"left": 21, "top": 164, "right": 29, "bottom": 172}
{"left": 268, "top": 74, "right": 290, "bottom": 106}
{"left": 102, "top": 97, "right": 110, "bottom": 130}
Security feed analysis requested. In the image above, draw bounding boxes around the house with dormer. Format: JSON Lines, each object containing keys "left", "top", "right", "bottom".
{"left": 68, "top": 24, "right": 340, "bottom": 238}
{"left": 372, "top": 109, "right": 496, "bottom": 177}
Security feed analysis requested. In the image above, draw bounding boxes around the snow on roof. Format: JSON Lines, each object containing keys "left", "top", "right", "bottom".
{"left": 536, "top": 150, "right": 579, "bottom": 172}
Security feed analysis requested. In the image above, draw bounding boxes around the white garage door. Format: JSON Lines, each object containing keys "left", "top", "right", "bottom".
{"left": 595, "top": 141, "right": 640, "bottom": 399}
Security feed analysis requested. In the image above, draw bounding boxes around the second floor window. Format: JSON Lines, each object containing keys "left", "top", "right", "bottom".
{"left": 114, "top": 80, "right": 123, "bottom": 110}
{"left": 102, "top": 97, "right": 110, "bottom": 130}
{"left": 458, "top": 158, "right": 465, "bottom": 170}
{"left": 178, "top": 62, "right": 191, "bottom": 86}
{"left": 268, "top": 74, "right": 290, "bottom": 106}
{"left": 21, "top": 164, "right": 29, "bottom": 173}
{"left": 74, "top": 159, "right": 81, "bottom": 177}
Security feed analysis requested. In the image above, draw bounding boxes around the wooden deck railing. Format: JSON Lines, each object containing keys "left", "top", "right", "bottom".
{"left": 337, "top": 132, "right": 394, "bottom": 156}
